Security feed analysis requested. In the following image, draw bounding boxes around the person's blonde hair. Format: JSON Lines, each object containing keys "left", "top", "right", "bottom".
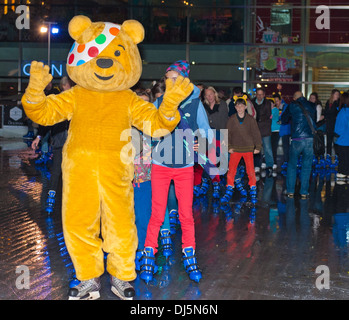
{"left": 204, "top": 86, "right": 220, "bottom": 105}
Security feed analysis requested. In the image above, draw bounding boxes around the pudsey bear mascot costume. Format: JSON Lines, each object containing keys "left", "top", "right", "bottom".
{"left": 21, "top": 15, "right": 193, "bottom": 300}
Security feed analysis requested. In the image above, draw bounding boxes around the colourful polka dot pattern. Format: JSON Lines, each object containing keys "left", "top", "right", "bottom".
{"left": 67, "top": 22, "right": 121, "bottom": 67}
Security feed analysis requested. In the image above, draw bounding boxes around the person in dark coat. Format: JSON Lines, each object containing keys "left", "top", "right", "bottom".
{"left": 324, "top": 89, "right": 340, "bottom": 156}
{"left": 281, "top": 91, "right": 316, "bottom": 198}
{"left": 251, "top": 87, "right": 274, "bottom": 173}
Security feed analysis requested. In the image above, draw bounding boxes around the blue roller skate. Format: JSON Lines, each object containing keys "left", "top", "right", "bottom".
{"left": 45, "top": 190, "right": 56, "bottom": 214}
{"left": 235, "top": 178, "right": 247, "bottom": 197}
{"left": 135, "top": 249, "right": 143, "bottom": 272}
{"left": 169, "top": 209, "right": 179, "bottom": 235}
{"left": 35, "top": 152, "right": 50, "bottom": 165}
{"left": 182, "top": 247, "right": 202, "bottom": 283}
{"left": 318, "top": 155, "right": 326, "bottom": 169}
{"left": 212, "top": 199, "right": 220, "bottom": 214}
{"left": 140, "top": 247, "right": 158, "bottom": 284}
{"left": 199, "top": 177, "right": 210, "bottom": 196}
{"left": 69, "top": 277, "right": 80, "bottom": 288}
{"left": 281, "top": 161, "right": 288, "bottom": 170}
{"left": 212, "top": 181, "right": 220, "bottom": 199}
{"left": 325, "top": 154, "right": 332, "bottom": 168}
{"left": 221, "top": 204, "right": 233, "bottom": 221}
{"left": 221, "top": 185, "right": 234, "bottom": 204}
{"left": 160, "top": 229, "right": 173, "bottom": 258}
{"left": 193, "top": 185, "right": 201, "bottom": 197}
{"left": 250, "top": 185, "right": 257, "bottom": 204}
{"left": 250, "top": 206, "right": 257, "bottom": 224}
{"left": 23, "top": 131, "right": 34, "bottom": 139}
{"left": 238, "top": 164, "right": 245, "bottom": 176}
{"left": 330, "top": 155, "right": 338, "bottom": 171}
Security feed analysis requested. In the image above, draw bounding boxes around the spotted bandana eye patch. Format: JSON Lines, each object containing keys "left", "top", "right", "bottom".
{"left": 67, "top": 22, "right": 121, "bottom": 67}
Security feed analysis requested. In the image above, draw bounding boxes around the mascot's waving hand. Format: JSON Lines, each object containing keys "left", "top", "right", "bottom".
{"left": 22, "top": 15, "right": 193, "bottom": 300}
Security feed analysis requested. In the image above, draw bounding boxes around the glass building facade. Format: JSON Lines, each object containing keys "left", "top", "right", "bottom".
{"left": 0, "top": 0, "right": 348, "bottom": 104}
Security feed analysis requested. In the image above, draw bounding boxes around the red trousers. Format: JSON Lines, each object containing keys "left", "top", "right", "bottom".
{"left": 144, "top": 164, "right": 195, "bottom": 253}
{"left": 227, "top": 152, "right": 256, "bottom": 187}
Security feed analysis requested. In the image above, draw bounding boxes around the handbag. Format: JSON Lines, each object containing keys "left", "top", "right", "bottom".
{"left": 295, "top": 101, "right": 325, "bottom": 156}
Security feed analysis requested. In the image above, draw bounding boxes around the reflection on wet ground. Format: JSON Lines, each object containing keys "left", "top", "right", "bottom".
{"left": 1, "top": 138, "right": 349, "bottom": 300}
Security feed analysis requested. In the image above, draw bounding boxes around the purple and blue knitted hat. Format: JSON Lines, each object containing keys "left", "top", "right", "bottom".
{"left": 166, "top": 60, "right": 190, "bottom": 78}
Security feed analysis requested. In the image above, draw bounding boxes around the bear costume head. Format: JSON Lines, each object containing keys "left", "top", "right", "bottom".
{"left": 66, "top": 15, "right": 144, "bottom": 92}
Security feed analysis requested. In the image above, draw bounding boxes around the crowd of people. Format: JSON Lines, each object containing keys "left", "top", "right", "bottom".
{"left": 22, "top": 60, "right": 349, "bottom": 294}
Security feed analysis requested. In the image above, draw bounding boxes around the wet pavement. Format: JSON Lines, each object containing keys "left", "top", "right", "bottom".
{"left": 1, "top": 137, "right": 349, "bottom": 300}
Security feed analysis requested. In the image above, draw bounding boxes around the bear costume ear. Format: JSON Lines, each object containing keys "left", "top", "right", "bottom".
{"left": 68, "top": 15, "right": 92, "bottom": 41}
{"left": 121, "top": 20, "right": 144, "bottom": 44}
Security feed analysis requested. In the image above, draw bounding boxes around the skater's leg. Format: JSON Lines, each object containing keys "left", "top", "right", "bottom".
{"left": 173, "top": 166, "right": 195, "bottom": 250}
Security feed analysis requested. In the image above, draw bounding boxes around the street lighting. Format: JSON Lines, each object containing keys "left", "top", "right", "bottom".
{"left": 40, "top": 22, "right": 58, "bottom": 68}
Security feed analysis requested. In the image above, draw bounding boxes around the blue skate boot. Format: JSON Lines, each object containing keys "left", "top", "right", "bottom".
{"left": 221, "top": 204, "right": 233, "bottom": 221}
{"left": 199, "top": 177, "right": 210, "bottom": 196}
{"left": 135, "top": 249, "right": 143, "bottom": 272}
{"left": 221, "top": 185, "right": 234, "bottom": 204}
{"left": 160, "top": 229, "right": 173, "bottom": 258}
{"left": 235, "top": 178, "right": 247, "bottom": 197}
{"left": 35, "top": 152, "right": 49, "bottom": 165}
{"left": 140, "top": 247, "right": 158, "bottom": 284}
{"left": 212, "top": 181, "right": 220, "bottom": 199}
{"left": 330, "top": 155, "right": 338, "bottom": 171}
{"left": 250, "top": 185, "right": 257, "bottom": 204}
{"left": 45, "top": 190, "right": 56, "bottom": 214}
{"left": 319, "top": 155, "right": 326, "bottom": 169}
{"left": 193, "top": 184, "right": 201, "bottom": 197}
{"left": 182, "top": 247, "right": 202, "bottom": 283}
{"left": 238, "top": 164, "right": 245, "bottom": 176}
{"left": 325, "top": 154, "right": 332, "bottom": 168}
{"left": 23, "top": 131, "right": 34, "bottom": 139}
{"left": 169, "top": 209, "right": 179, "bottom": 235}
{"left": 212, "top": 199, "right": 220, "bottom": 214}
{"left": 249, "top": 206, "right": 257, "bottom": 224}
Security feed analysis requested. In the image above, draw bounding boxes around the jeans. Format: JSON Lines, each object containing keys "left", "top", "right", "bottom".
{"left": 286, "top": 138, "right": 314, "bottom": 195}
{"left": 254, "top": 135, "right": 274, "bottom": 168}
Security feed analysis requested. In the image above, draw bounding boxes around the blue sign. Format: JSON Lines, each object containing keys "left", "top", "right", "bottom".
{"left": 22, "top": 60, "right": 67, "bottom": 77}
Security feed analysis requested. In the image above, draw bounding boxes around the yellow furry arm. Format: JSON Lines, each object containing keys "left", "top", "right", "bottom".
{"left": 130, "top": 94, "right": 180, "bottom": 138}
{"left": 21, "top": 88, "right": 75, "bottom": 126}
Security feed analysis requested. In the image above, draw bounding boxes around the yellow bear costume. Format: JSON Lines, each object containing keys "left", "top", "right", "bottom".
{"left": 22, "top": 16, "right": 193, "bottom": 283}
